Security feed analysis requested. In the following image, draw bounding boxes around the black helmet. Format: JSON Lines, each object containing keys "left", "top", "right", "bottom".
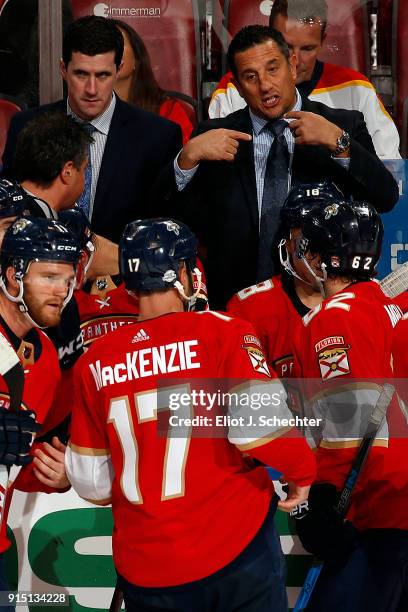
{"left": 298, "top": 200, "right": 383, "bottom": 278}
{"left": 1, "top": 216, "right": 81, "bottom": 279}
{"left": 59, "top": 207, "right": 94, "bottom": 254}
{"left": 0, "top": 179, "right": 32, "bottom": 219}
{"left": 119, "top": 218, "right": 197, "bottom": 292}
{"left": 280, "top": 181, "right": 345, "bottom": 233}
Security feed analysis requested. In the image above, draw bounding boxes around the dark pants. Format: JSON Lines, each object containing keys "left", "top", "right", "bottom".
{"left": 0, "top": 554, "right": 14, "bottom": 612}
{"left": 117, "top": 496, "right": 288, "bottom": 612}
{"left": 307, "top": 529, "right": 408, "bottom": 612}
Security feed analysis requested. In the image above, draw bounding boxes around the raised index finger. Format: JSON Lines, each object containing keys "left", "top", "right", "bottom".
{"left": 225, "top": 129, "right": 252, "bottom": 141}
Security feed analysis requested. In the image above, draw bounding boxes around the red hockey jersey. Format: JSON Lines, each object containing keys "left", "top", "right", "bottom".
{"left": 76, "top": 281, "right": 139, "bottom": 347}
{"left": 0, "top": 323, "right": 60, "bottom": 552}
{"left": 392, "top": 312, "right": 408, "bottom": 405}
{"left": 77, "top": 262, "right": 208, "bottom": 347}
{"left": 67, "top": 311, "right": 315, "bottom": 587}
{"left": 227, "top": 276, "right": 304, "bottom": 378}
{"left": 292, "top": 281, "right": 408, "bottom": 530}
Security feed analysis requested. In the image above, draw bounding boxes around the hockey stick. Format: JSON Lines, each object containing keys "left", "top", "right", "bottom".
{"left": 379, "top": 261, "right": 408, "bottom": 298}
{"left": 0, "top": 332, "right": 25, "bottom": 531}
{"left": 293, "top": 383, "right": 395, "bottom": 612}
{"left": 109, "top": 585, "right": 123, "bottom": 612}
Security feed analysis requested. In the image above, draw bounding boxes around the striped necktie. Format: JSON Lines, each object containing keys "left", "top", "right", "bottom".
{"left": 77, "top": 123, "right": 96, "bottom": 218}
{"left": 257, "top": 119, "right": 289, "bottom": 282}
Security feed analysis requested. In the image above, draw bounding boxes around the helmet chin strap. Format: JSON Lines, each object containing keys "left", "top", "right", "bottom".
{"left": 300, "top": 257, "right": 327, "bottom": 299}
{"left": 83, "top": 241, "right": 95, "bottom": 276}
{"left": 174, "top": 267, "right": 202, "bottom": 311}
{"left": 278, "top": 238, "right": 316, "bottom": 288}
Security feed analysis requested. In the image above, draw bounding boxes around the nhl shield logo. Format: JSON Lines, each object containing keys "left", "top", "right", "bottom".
{"left": 163, "top": 269, "right": 177, "bottom": 283}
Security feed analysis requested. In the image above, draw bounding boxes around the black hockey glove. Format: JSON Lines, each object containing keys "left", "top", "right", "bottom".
{"left": 0, "top": 407, "right": 41, "bottom": 466}
{"left": 290, "top": 483, "right": 360, "bottom": 566}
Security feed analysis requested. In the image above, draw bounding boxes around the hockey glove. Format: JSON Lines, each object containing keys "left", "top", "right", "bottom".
{"left": 0, "top": 407, "right": 41, "bottom": 466}
{"left": 290, "top": 483, "right": 360, "bottom": 565}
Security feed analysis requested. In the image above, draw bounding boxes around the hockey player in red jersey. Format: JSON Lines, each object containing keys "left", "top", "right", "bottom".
{"left": 0, "top": 216, "right": 81, "bottom": 597}
{"left": 227, "top": 182, "right": 341, "bottom": 377}
{"left": 66, "top": 218, "right": 316, "bottom": 612}
{"left": 290, "top": 200, "right": 408, "bottom": 611}
{"left": 76, "top": 260, "right": 209, "bottom": 347}
{"left": 60, "top": 209, "right": 209, "bottom": 349}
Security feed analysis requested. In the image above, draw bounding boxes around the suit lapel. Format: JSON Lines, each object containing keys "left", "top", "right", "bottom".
{"left": 233, "top": 108, "right": 259, "bottom": 229}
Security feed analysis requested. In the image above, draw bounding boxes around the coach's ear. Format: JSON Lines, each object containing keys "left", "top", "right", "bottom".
{"left": 61, "top": 161, "right": 74, "bottom": 185}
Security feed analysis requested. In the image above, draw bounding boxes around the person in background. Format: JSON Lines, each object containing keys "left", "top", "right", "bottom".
{"left": 12, "top": 112, "right": 119, "bottom": 280}
{"left": 2, "top": 16, "right": 182, "bottom": 244}
{"left": 112, "top": 19, "right": 193, "bottom": 144}
{"left": 209, "top": 0, "right": 400, "bottom": 159}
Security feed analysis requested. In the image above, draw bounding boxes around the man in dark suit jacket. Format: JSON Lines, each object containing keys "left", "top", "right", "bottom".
{"left": 165, "top": 26, "right": 399, "bottom": 309}
{"left": 2, "top": 15, "right": 182, "bottom": 244}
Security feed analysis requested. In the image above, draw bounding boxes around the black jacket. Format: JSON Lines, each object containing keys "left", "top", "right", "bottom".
{"left": 2, "top": 97, "right": 182, "bottom": 243}
{"left": 163, "top": 98, "right": 399, "bottom": 309}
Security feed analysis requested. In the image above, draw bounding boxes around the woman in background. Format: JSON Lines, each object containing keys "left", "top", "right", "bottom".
{"left": 112, "top": 19, "right": 193, "bottom": 144}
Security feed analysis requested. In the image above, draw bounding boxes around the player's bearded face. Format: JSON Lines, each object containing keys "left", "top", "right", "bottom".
{"left": 23, "top": 262, "right": 75, "bottom": 327}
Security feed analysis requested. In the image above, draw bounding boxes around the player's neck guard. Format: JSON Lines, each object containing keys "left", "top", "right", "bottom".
{"left": 174, "top": 267, "right": 202, "bottom": 311}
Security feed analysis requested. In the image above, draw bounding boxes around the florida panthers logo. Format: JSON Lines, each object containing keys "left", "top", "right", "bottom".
{"left": 11, "top": 218, "right": 29, "bottom": 233}
{"left": 323, "top": 203, "right": 339, "bottom": 219}
{"left": 163, "top": 221, "right": 180, "bottom": 235}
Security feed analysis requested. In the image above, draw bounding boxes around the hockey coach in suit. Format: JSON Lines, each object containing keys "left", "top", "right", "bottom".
{"left": 161, "top": 25, "right": 399, "bottom": 309}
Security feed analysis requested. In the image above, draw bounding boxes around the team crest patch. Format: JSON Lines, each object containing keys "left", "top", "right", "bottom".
{"left": 243, "top": 334, "right": 262, "bottom": 349}
{"left": 318, "top": 347, "right": 350, "bottom": 380}
{"left": 315, "top": 336, "right": 345, "bottom": 353}
{"left": 243, "top": 345, "right": 271, "bottom": 377}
